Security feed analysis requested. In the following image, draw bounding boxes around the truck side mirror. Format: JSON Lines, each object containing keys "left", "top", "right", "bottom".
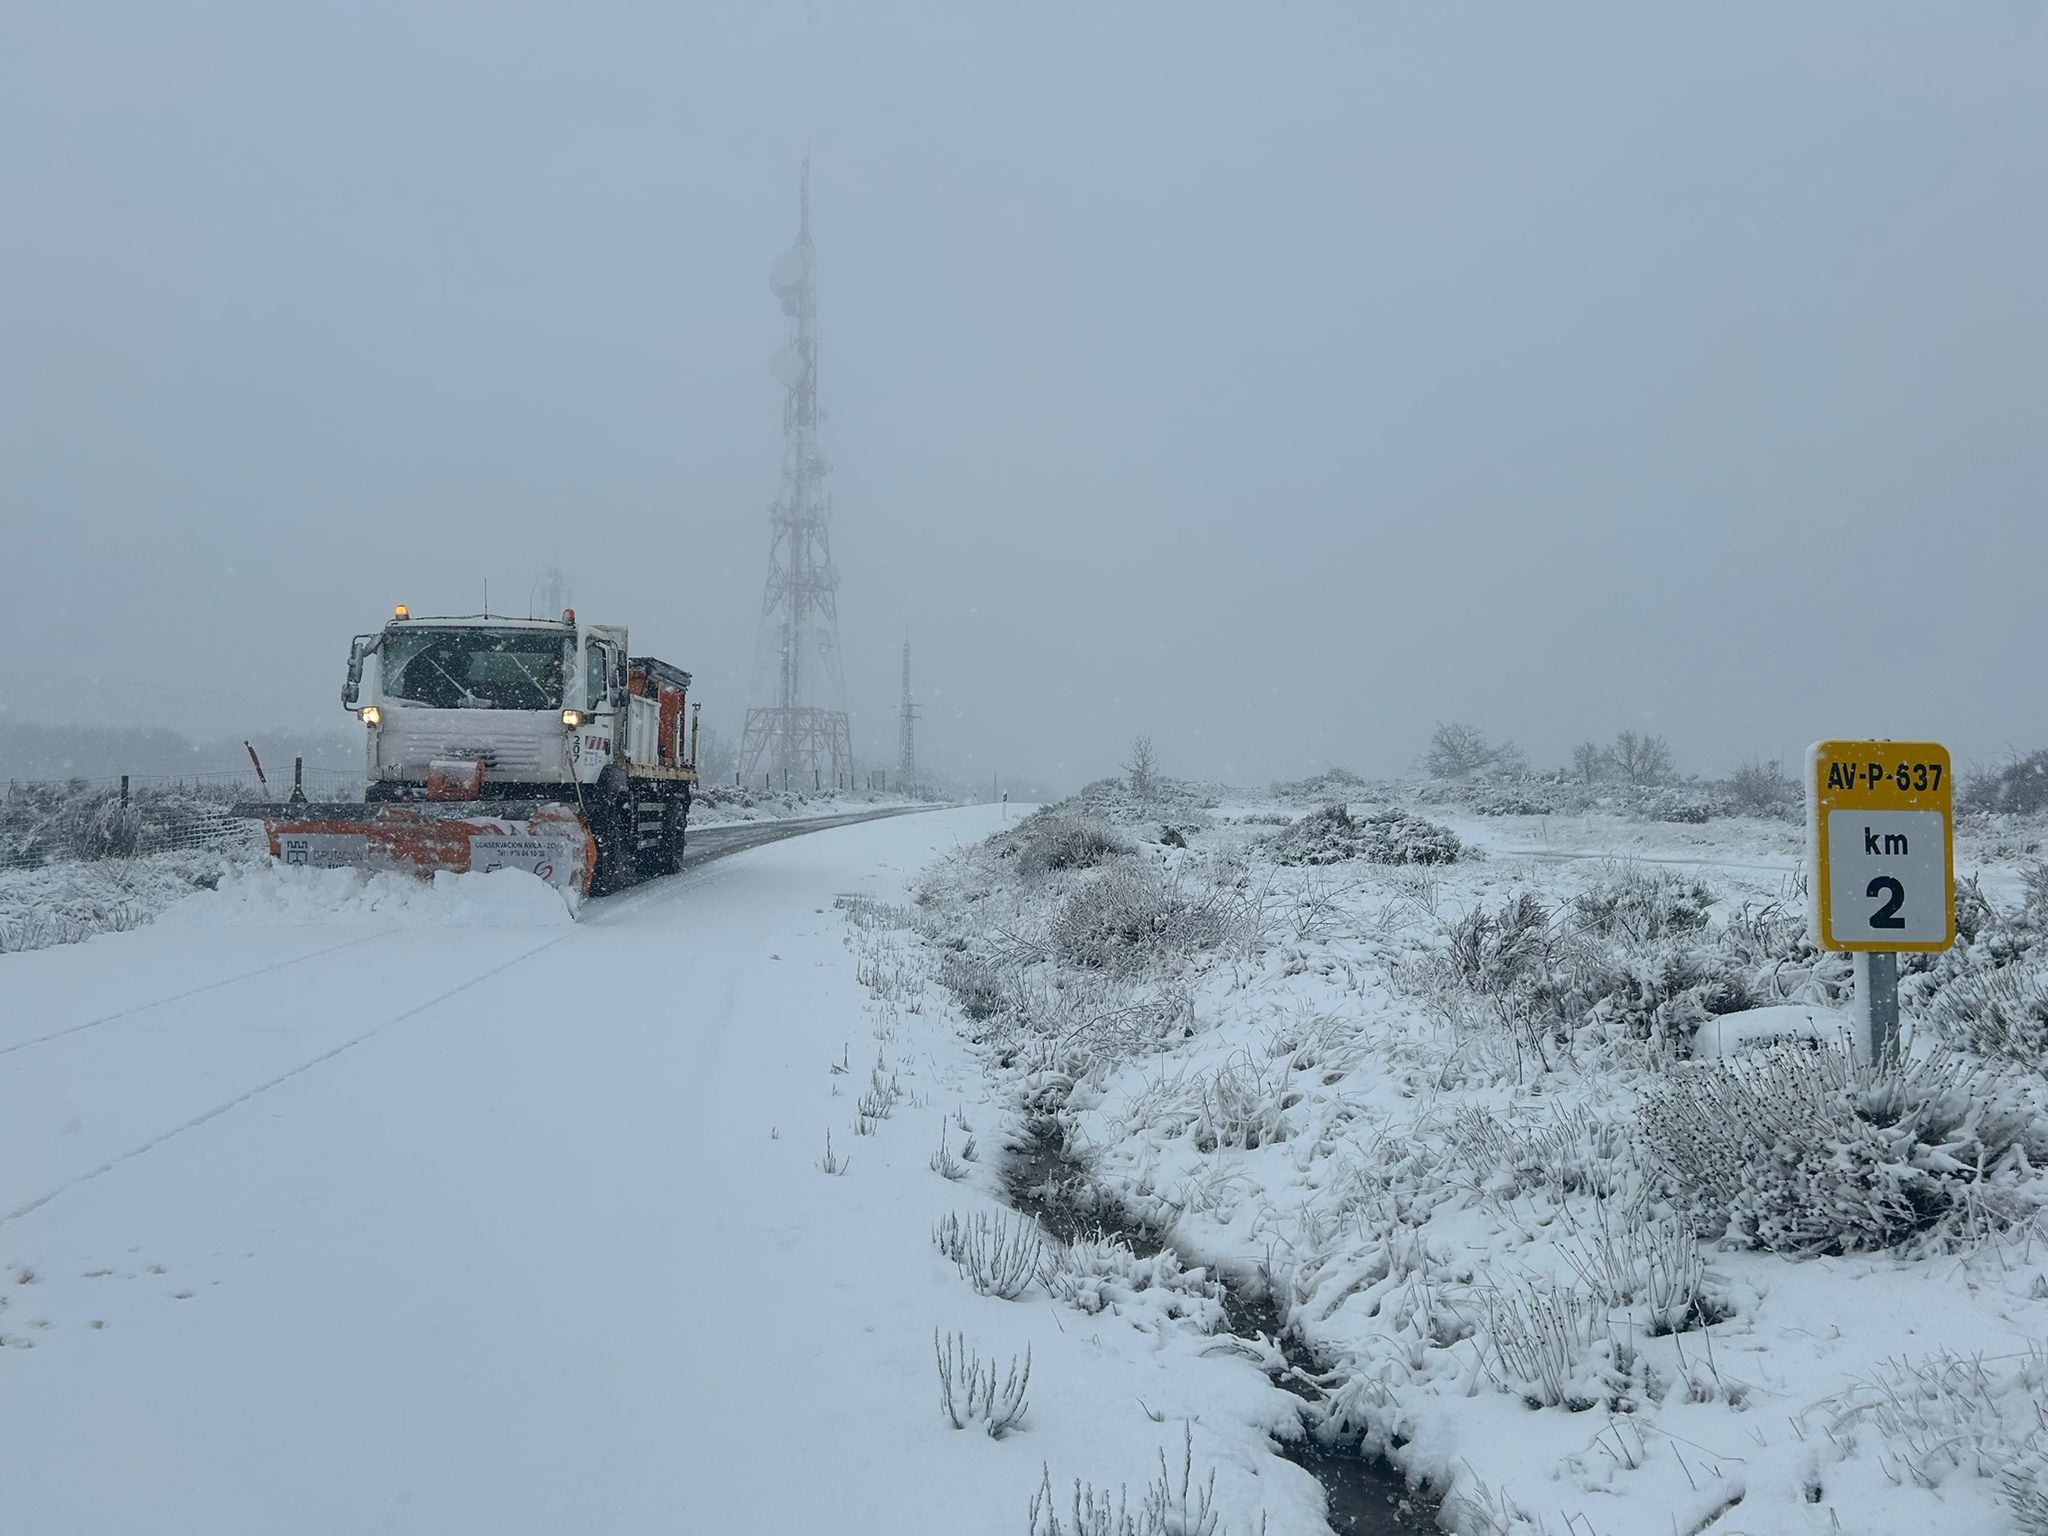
{"left": 341, "top": 633, "right": 377, "bottom": 709}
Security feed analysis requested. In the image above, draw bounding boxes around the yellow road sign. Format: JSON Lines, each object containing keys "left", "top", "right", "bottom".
{"left": 1807, "top": 740, "right": 1954, "bottom": 952}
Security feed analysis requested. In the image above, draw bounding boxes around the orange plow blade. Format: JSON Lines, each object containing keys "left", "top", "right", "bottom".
{"left": 240, "top": 802, "right": 596, "bottom": 895}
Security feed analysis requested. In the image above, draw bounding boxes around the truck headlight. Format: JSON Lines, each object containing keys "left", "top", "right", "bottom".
{"left": 361, "top": 705, "right": 382, "bottom": 727}
{"left": 562, "top": 709, "right": 584, "bottom": 729}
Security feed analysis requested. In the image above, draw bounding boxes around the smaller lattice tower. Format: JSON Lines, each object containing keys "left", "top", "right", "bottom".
{"left": 897, "top": 635, "right": 921, "bottom": 793}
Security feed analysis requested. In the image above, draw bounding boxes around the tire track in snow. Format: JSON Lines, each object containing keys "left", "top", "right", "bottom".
{"left": 0, "top": 929, "right": 397, "bottom": 1059}
{"left": 0, "top": 928, "right": 580, "bottom": 1230}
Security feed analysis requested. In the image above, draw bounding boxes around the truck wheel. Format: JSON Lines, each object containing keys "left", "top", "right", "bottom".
{"left": 590, "top": 772, "right": 634, "bottom": 895}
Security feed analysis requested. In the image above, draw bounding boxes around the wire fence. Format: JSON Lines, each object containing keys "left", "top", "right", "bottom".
{"left": 1, "top": 766, "right": 363, "bottom": 872}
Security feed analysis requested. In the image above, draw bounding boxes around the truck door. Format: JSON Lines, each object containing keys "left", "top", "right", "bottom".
{"left": 576, "top": 640, "right": 618, "bottom": 780}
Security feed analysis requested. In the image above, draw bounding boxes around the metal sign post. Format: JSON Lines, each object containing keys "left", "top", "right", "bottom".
{"left": 1807, "top": 740, "right": 1955, "bottom": 1064}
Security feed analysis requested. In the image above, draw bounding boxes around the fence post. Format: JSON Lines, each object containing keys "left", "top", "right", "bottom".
{"left": 120, "top": 774, "right": 130, "bottom": 808}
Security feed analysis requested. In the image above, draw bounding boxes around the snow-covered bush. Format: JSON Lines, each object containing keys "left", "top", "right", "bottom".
{"left": 1271, "top": 766, "right": 1369, "bottom": 805}
{"left": 1558, "top": 1206, "right": 1723, "bottom": 1336}
{"left": 1819, "top": 1347, "right": 2048, "bottom": 1498}
{"left": 1568, "top": 864, "right": 1713, "bottom": 943}
{"left": 1, "top": 779, "right": 255, "bottom": 868}
{"left": 1965, "top": 749, "right": 2048, "bottom": 815}
{"left": 1073, "top": 775, "right": 1220, "bottom": 826}
{"left": 1638, "top": 1047, "right": 2048, "bottom": 1254}
{"left": 2008, "top": 1410, "right": 2048, "bottom": 1536}
{"left": 1187, "top": 1052, "right": 1301, "bottom": 1152}
{"left": 1050, "top": 865, "right": 1236, "bottom": 975}
{"left": 1719, "top": 758, "right": 1798, "bottom": 818}
{"left": 1925, "top": 959, "right": 2048, "bottom": 1074}
{"left": 1482, "top": 1280, "right": 1634, "bottom": 1411}
{"left": 1441, "top": 893, "right": 1556, "bottom": 994}
{"left": 1623, "top": 785, "right": 1717, "bottom": 823}
{"left": 1012, "top": 811, "right": 1135, "bottom": 876}
{"left": 0, "top": 847, "right": 245, "bottom": 953}
{"left": 934, "top": 1208, "right": 1047, "bottom": 1299}
{"left": 1027, "top": 1428, "right": 1223, "bottom": 1536}
{"left": 1265, "top": 804, "right": 1461, "bottom": 867}
{"left": 937, "top": 950, "right": 1006, "bottom": 1022}
{"left": 1046, "top": 1233, "right": 1226, "bottom": 1331}
{"left": 933, "top": 1330, "right": 1032, "bottom": 1438}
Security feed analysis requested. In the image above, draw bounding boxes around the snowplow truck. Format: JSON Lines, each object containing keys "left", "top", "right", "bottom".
{"left": 250, "top": 607, "right": 698, "bottom": 896}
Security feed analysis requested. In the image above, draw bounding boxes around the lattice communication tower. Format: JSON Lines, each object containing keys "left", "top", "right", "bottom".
{"left": 736, "top": 160, "right": 854, "bottom": 788}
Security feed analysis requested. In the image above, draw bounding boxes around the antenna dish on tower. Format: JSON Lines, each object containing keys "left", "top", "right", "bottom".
{"left": 769, "top": 248, "right": 809, "bottom": 300}
{"left": 770, "top": 349, "right": 804, "bottom": 388}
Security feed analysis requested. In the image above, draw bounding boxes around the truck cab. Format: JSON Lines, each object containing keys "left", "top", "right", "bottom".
{"left": 341, "top": 608, "right": 694, "bottom": 802}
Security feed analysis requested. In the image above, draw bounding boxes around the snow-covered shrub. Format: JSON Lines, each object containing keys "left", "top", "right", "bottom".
{"left": 0, "top": 846, "right": 244, "bottom": 954}
{"left": 1046, "top": 1233, "right": 1226, "bottom": 1330}
{"left": 1582, "top": 946, "right": 1767, "bottom": 1051}
{"left": 1013, "top": 811, "right": 1135, "bottom": 876}
{"left": 1558, "top": 1205, "right": 1723, "bottom": 1335}
{"left": 1625, "top": 785, "right": 1716, "bottom": 823}
{"left": 1964, "top": 749, "right": 2048, "bottom": 815}
{"left": 937, "top": 950, "right": 1006, "bottom": 1022}
{"left": 1188, "top": 1051, "right": 1300, "bottom": 1152}
{"left": 1638, "top": 1047, "right": 2048, "bottom": 1254}
{"left": 933, "top": 1330, "right": 1032, "bottom": 1438}
{"left": 2006, "top": 1403, "right": 2048, "bottom": 1536}
{"left": 1818, "top": 1347, "right": 2048, "bottom": 1496}
{"left": 1925, "top": 959, "right": 2048, "bottom": 1074}
{"left": 1469, "top": 789, "right": 1552, "bottom": 816}
{"left": 934, "top": 1208, "right": 1047, "bottom": 1299}
{"left": 1073, "top": 775, "right": 1220, "bottom": 826}
{"left": 1568, "top": 864, "right": 1713, "bottom": 943}
{"left": 1719, "top": 758, "right": 1798, "bottom": 818}
{"left": 1, "top": 779, "right": 264, "bottom": 870}
{"left": 1441, "top": 893, "right": 1555, "bottom": 994}
{"left": 1027, "top": 1428, "right": 1223, "bottom": 1536}
{"left": 1482, "top": 1281, "right": 1634, "bottom": 1411}
{"left": 1050, "top": 865, "right": 1235, "bottom": 975}
{"left": 1442, "top": 1102, "right": 1636, "bottom": 1201}
{"left": 1271, "top": 766, "right": 1369, "bottom": 805}
{"left": 1265, "top": 804, "right": 1460, "bottom": 867}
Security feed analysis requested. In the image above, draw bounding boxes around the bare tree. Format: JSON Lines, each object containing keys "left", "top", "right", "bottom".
{"left": 1569, "top": 741, "right": 1607, "bottom": 785}
{"left": 1124, "top": 735, "right": 1158, "bottom": 799}
{"left": 1425, "top": 721, "right": 1522, "bottom": 779}
{"left": 1610, "top": 730, "right": 1676, "bottom": 786}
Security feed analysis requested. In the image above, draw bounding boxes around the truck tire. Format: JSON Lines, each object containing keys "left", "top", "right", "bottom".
{"left": 589, "top": 770, "right": 635, "bottom": 896}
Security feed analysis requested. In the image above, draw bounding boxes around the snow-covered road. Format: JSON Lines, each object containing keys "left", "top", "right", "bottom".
{"left": 1, "top": 807, "right": 1326, "bottom": 1535}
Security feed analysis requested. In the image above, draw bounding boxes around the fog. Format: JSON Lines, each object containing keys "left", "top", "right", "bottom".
{"left": 5, "top": 3, "right": 2043, "bottom": 793}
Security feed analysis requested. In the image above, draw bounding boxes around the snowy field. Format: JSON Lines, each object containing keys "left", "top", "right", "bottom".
{"left": 7, "top": 789, "right": 2047, "bottom": 1535}
{"left": 898, "top": 783, "right": 2048, "bottom": 1535}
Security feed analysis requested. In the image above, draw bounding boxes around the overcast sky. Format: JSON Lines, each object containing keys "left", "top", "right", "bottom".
{"left": 4, "top": 2, "right": 2043, "bottom": 790}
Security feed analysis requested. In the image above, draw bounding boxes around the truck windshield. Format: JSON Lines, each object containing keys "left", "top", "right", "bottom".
{"left": 380, "top": 628, "right": 567, "bottom": 711}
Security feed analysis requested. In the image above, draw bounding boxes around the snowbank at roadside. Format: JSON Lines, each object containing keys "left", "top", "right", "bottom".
{"left": 0, "top": 848, "right": 251, "bottom": 954}
{"left": 163, "top": 862, "right": 577, "bottom": 928}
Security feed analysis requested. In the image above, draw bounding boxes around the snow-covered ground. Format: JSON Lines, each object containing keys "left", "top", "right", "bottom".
{"left": 0, "top": 806, "right": 1337, "bottom": 1535}
{"left": 902, "top": 787, "right": 2048, "bottom": 1536}
{"left": 10, "top": 788, "right": 2046, "bottom": 1535}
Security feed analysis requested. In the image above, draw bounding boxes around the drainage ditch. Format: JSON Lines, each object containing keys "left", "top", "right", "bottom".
{"left": 1005, "top": 1121, "right": 1436, "bottom": 1535}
